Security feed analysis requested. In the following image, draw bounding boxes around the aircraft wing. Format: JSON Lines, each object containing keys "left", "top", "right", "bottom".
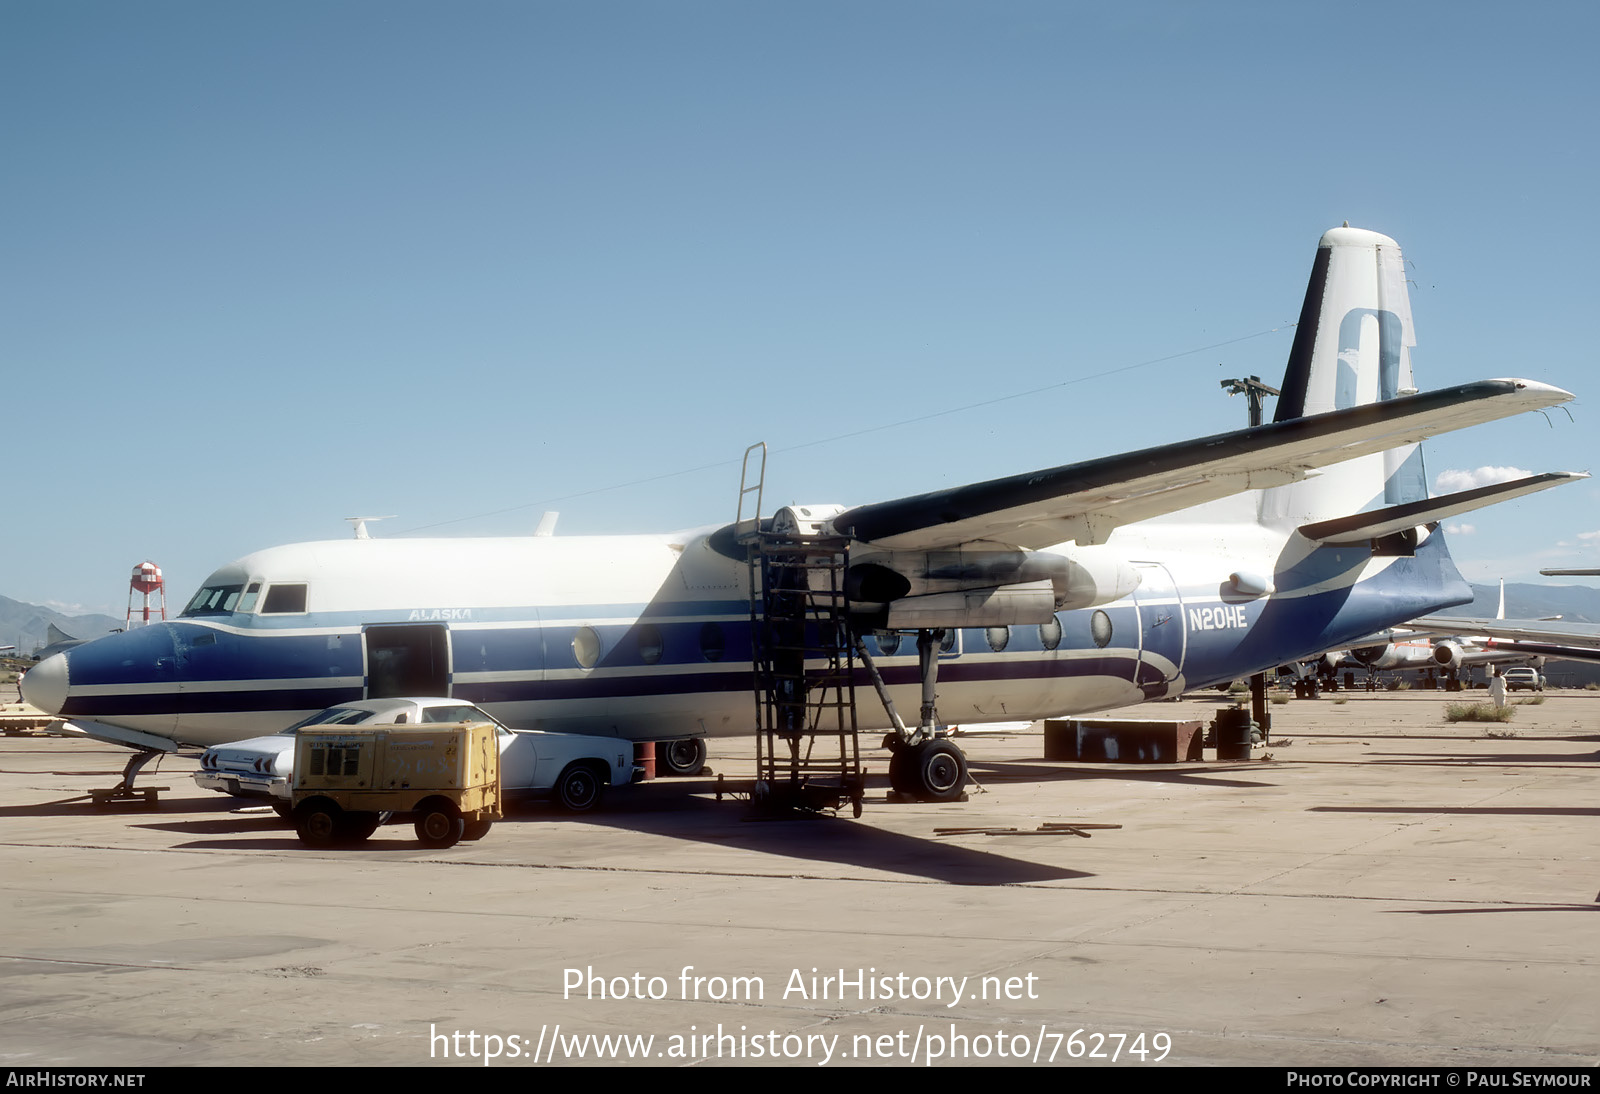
{"left": 1411, "top": 616, "right": 1600, "bottom": 666}
{"left": 830, "top": 378, "right": 1574, "bottom": 550}
{"left": 1414, "top": 617, "right": 1600, "bottom": 649}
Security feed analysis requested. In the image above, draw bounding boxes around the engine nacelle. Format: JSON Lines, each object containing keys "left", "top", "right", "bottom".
{"left": 847, "top": 544, "right": 1141, "bottom": 615}
{"left": 1351, "top": 643, "right": 1394, "bottom": 668}
{"left": 885, "top": 581, "right": 1057, "bottom": 630}
{"left": 1432, "top": 640, "right": 1465, "bottom": 671}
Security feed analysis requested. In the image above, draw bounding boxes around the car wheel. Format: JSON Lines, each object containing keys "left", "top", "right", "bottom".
{"left": 461, "top": 818, "right": 493, "bottom": 841}
{"left": 555, "top": 763, "right": 604, "bottom": 813}
{"left": 413, "top": 798, "right": 465, "bottom": 848}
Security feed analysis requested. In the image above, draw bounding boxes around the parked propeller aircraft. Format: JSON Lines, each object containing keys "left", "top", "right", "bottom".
{"left": 20, "top": 226, "right": 1584, "bottom": 802}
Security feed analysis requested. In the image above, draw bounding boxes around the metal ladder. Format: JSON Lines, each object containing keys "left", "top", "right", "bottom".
{"left": 735, "top": 445, "right": 865, "bottom": 816}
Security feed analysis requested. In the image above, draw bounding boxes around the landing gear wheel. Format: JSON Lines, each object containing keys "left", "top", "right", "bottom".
{"left": 555, "top": 764, "right": 603, "bottom": 813}
{"left": 886, "top": 747, "right": 911, "bottom": 795}
{"left": 294, "top": 798, "right": 341, "bottom": 847}
{"left": 907, "top": 740, "right": 967, "bottom": 802}
{"left": 657, "top": 738, "right": 708, "bottom": 776}
{"left": 461, "top": 818, "right": 493, "bottom": 841}
{"left": 413, "top": 799, "right": 465, "bottom": 848}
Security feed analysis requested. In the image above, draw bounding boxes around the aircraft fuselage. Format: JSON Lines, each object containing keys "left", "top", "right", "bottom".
{"left": 24, "top": 518, "right": 1473, "bottom": 748}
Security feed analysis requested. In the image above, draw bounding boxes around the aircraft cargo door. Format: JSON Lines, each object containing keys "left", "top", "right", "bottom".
{"left": 1131, "top": 563, "right": 1186, "bottom": 700}
{"left": 364, "top": 624, "right": 451, "bottom": 699}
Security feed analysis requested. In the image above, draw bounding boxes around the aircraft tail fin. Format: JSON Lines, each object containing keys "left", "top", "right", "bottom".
{"left": 1260, "top": 225, "right": 1429, "bottom": 527}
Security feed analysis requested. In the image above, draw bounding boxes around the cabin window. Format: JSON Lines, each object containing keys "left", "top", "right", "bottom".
{"left": 573, "top": 627, "right": 602, "bottom": 669}
{"left": 872, "top": 630, "right": 901, "bottom": 656}
{"left": 1091, "top": 610, "right": 1113, "bottom": 649}
{"left": 262, "top": 584, "right": 308, "bottom": 614}
{"left": 636, "top": 624, "right": 664, "bottom": 665}
{"left": 1039, "top": 616, "right": 1062, "bottom": 651}
{"left": 985, "top": 626, "right": 1010, "bottom": 652}
{"left": 939, "top": 628, "right": 957, "bottom": 653}
{"left": 183, "top": 584, "right": 245, "bottom": 615}
{"left": 699, "top": 623, "right": 725, "bottom": 662}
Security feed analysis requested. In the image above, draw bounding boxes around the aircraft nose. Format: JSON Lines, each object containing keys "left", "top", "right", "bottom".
{"left": 21, "top": 653, "right": 68, "bottom": 715}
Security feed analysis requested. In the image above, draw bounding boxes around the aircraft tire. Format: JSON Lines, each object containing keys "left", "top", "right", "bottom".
{"left": 555, "top": 763, "right": 604, "bottom": 813}
{"left": 294, "top": 798, "right": 342, "bottom": 847}
{"left": 657, "top": 738, "right": 708, "bottom": 777}
{"left": 907, "top": 740, "right": 967, "bottom": 803}
{"left": 886, "top": 746, "right": 910, "bottom": 795}
{"left": 414, "top": 799, "right": 465, "bottom": 848}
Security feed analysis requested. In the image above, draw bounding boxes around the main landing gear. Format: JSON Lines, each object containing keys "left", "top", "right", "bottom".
{"left": 858, "top": 627, "right": 971, "bottom": 803}
{"left": 884, "top": 736, "right": 968, "bottom": 803}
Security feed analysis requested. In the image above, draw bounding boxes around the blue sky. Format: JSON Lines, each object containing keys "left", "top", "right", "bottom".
{"left": 5, "top": 1, "right": 1596, "bottom": 616}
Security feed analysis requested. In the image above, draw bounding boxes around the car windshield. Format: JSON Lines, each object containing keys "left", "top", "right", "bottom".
{"left": 278, "top": 707, "right": 377, "bottom": 736}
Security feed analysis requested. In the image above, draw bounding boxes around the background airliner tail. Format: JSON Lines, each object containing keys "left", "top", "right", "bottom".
{"left": 1259, "top": 226, "right": 1429, "bottom": 529}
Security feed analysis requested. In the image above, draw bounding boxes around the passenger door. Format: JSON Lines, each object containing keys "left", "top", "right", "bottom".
{"left": 363, "top": 625, "right": 451, "bottom": 698}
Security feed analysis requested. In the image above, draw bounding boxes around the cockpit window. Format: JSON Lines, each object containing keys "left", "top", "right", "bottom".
{"left": 183, "top": 584, "right": 245, "bottom": 616}
{"left": 261, "top": 584, "right": 308, "bottom": 614}
{"left": 237, "top": 583, "right": 262, "bottom": 613}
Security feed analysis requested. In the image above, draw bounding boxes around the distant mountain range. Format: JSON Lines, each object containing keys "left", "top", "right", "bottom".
{"left": 0, "top": 596, "right": 126, "bottom": 657}
{"left": 1459, "top": 582, "right": 1600, "bottom": 625}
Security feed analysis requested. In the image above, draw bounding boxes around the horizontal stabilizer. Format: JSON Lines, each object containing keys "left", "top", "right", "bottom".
{"left": 1297, "top": 472, "right": 1588, "bottom": 545}
{"left": 829, "top": 378, "right": 1573, "bottom": 551}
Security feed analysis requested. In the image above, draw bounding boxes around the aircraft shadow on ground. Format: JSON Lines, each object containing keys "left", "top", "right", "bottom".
{"left": 1355, "top": 748, "right": 1600, "bottom": 766}
{"left": 1292, "top": 732, "right": 1600, "bottom": 744}
{"left": 966, "top": 759, "right": 1281, "bottom": 790}
{"left": 523, "top": 779, "right": 1094, "bottom": 886}
{"left": 0, "top": 794, "right": 244, "bottom": 819}
{"left": 122, "top": 780, "right": 1091, "bottom": 884}
{"left": 1310, "top": 804, "right": 1600, "bottom": 817}
{"left": 1393, "top": 904, "right": 1600, "bottom": 916}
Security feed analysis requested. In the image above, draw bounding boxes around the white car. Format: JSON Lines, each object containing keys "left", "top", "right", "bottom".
{"left": 1501, "top": 667, "right": 1546, "bottom": 692}
{"left": 194, "top": 697, "right": 638, "bottom": 812}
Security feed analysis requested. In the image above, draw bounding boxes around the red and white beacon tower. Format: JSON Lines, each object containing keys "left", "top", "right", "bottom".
{"left": 126, "top": 561, "right": 168, "bottom": 628}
